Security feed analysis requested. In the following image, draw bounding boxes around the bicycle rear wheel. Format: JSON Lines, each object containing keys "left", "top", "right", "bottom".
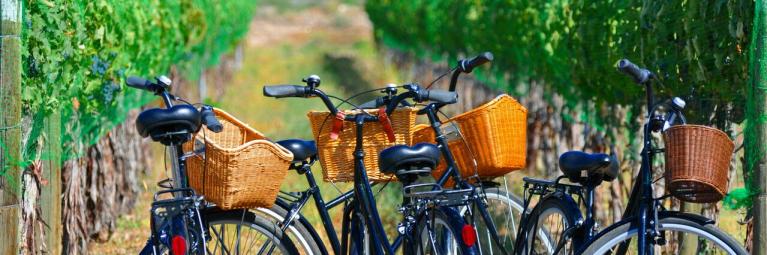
{"left": 580, "top": 215, "right": 747, "bottom": 255}
{"left": 467, "top": 186, "right": 524, "bottom": 253}
{"left": 416, "top": 209, "right": 463, "bottom": 255}
{"left": 204, "top": 209, "right": 299, "bottom": 254}
{"left": 519, "top": 194, "right": 579, "bottom": 255}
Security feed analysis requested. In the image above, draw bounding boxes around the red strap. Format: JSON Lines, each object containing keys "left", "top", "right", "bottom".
{"left": 330, "top": 112, "right": 345, "bottom": 140}
{"left": 378, "top": 107, "right": 395, "bottom": 142}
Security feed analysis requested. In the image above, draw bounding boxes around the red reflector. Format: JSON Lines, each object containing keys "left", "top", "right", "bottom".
{"left": 171, "top": 235, "right": 187, "bottom": 255}
{"left": 461, "top": 224, "right": 476, "bottom": 247}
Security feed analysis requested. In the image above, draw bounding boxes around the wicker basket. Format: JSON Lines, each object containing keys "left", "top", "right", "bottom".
{"left": 663, "top": 125, "right": 734, "bottom": 203}
{"left": 412, "top": 94, "right": 527, "bottom": 180}
{"left": 308, "top": 107, "right": 418, "bottom": 182}
{"left": 183, "top": 109, "right": 293, "bottom": 210}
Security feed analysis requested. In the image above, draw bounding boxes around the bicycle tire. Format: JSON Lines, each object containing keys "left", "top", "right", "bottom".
{"left": 255, "top": 203, "right": 324, "bottom": 255}
{"left": 204, "top": 209, "right": 299, "bottom": 254}
{"left": 519, "top": 193, "right": 580, "bottom": 255}
{"left": 411, "top": 208, "right": 476, "bottom": 254}
{"left": 464, "top": 186, "right": 524, "bottom": 253}
{"left": 580, "top": 214, "right": 747, "bottom": 255}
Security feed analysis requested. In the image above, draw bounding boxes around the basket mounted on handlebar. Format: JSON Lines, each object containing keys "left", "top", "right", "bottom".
{"left": 663, "top": 125, "right": 733, "bottom": 203}
{"left": 183, "top": 108, "right": 293, "bottom": 209}
{"left": 308, "top": 107, "right": 419, "bottom": 182}
{"left": 413, "top": 94, "right": 528, "bottom": 181}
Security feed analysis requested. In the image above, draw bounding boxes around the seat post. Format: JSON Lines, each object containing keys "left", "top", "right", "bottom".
{"left": 584, "top": 183, "right": 597, "bottom": 237}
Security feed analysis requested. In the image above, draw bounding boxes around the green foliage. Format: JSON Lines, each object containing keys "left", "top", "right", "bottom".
{"left": 18, "top": 0, "right": 257, "bottom": 163}
{"left": 366, "top": 0, "right": 752, "bottom": 127}
{"left": 366, "top": 0, "right": 756, "bottom": 208}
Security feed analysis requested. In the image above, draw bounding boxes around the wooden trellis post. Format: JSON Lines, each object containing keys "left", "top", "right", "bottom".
{"left": 0, "top": 0, "right": 22, "bottom": 253}
{"left": 752, "top": 0, "right": 767, "bottom": 253}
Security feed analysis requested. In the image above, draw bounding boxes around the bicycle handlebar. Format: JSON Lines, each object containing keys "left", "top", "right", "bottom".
{"left": 449, "top": 52, "right": 494, "bottom": 91}
{"left": 458, "top": 52, "right": 494, "bottom": 73}
{"left": 263, "top": 80, "right": 456, "bottom": 121}
{"left": 126, "top": 76, "right": 152, "bottom": 90}
{"left": 263, "top": 85, "right": 307, "bottom": 98}
{"left": 420, "top": 89, "right": 458, "bottom": 104}
{"left": 617, "top": 59, "right": 652, "bottom": 84}
{"left": 200, "top": 105, "right": 223, "bottom": 133}
{"left": 359, "top": 97, "right": 386, "bottom": 109}
{"left": 127, "top": 75, "right": 223, "bottom": 133}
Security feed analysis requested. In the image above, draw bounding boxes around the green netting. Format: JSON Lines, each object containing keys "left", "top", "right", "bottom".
{"left": 366, "top": 0, "right": 755, "bottom": 207}
{"left": 727, "top": 0, "right": 767, "bottom": 210}
{"left": 0, "top": 0, "right": 258, "bottom": 186}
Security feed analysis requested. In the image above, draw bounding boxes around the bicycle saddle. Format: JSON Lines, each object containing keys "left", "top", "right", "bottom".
{"left": 136, "top": 105, "right": 201, "bottom": 139}
{"left": 276, "top": 139, "right": 317, "bottom": 163}
{"left": 378, "top": 143, "right": 441, "bottom": 175}
{"left": 558, "top": 151, "right": 619, "bottom": 184}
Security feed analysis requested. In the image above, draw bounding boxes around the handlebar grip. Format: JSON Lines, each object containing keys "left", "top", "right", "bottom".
{"left": 126, "top": 76, "right": 151, "bottom": 90}
{"left": 422, "top": 89, "right": 458, "bottom": 104}
{"left": 460, "top": 52, "right": 494, "bottom": 73}
{"left": 359, "top": 98, "right": 384, "bottom": 109}
{"left": 200, "top": 106, "right": 223, "bottom": 133}
{"left": 263, "top": 85, "right": 307, "bottom": 98}
{"left": 616, "top": 59, "right": 652, "bottom": 84}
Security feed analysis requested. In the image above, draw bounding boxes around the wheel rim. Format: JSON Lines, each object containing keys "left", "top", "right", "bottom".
{"left": 592, "top": 223, "right": 738, "bottom": 255}
{"left": 469, "top": 190, "right": 524, "bottom": 252}
{"left": 254, "top": 207, "right": 316, "bottom": 255}
{"left": 527, "top": 206, "right": 570, "bottom": 254}
{"left": 206, "top": 219, "right": 290, "bottom": 254}
{"left": 420, "top": 215, "right": 460, "bottom": 254}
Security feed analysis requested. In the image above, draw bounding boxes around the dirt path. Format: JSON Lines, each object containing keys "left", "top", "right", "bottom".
{"left": 247, "top": 4, "right": 371, "bottom": 48}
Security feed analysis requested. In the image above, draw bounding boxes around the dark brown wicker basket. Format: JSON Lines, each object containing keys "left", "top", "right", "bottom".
{"left": 663, "top": 125, "right": 734, "bottom": 203}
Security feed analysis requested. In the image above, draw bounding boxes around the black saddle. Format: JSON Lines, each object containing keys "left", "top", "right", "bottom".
{"left": 276, "top": 139, "right": 317, "bottom": 163}
{"left": 378, "top": 143, "right": 441, "bottom": 175}
{"left": 559, "top": 151, "right": 619, "bottom": 184}
{"left": 136, "top": 105, "right": 201, "bottom": 143}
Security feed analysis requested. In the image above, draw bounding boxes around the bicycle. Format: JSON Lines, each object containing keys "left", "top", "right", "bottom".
{"left": 359, "top": 53, "right": 539, "bottom": 254}
{"left": 263, "top": 77, "right": 480, "bottom": 254}
{"left": 512, "top": 59, "right": 748, "bottom": 254}
{"left": 127, "top": 76, "right": 298, "bottom": 255}
{"left": 259, "top": 54, "right": 532, "bottom": 255}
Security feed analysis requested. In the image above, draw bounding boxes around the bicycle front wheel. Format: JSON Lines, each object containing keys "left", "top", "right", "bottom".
{"left": 204, "top": 209, "right": 299, "bottom": 254}
{"left": 580, "top": 214, "right": 747, "bottom": 255}
{"left": 254, "top": 203, "right": 323, "bottom": 255}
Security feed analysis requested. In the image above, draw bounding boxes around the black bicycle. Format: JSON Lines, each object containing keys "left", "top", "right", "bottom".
{"left": 128, "top": 76, "right": 298, "bottom": 255}
{"left": 257, "top": 54, "right": 533, "bottom": 255}
{"left": 263, "top": 77, "right": 480, "bottom": 254}
{"left": 511, "top": 59, "right": 747, "bottom": 254}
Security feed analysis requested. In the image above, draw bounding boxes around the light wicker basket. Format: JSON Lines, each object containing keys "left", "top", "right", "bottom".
{"left": 183, "top": 108, "right": 293, "bottom": 210}
{"left": 413, "top": 94, "right": 527, "bottom": 181}
{"left": 308, "top": 107, "right": 419, "bottom": 182}
{"left": 663, "top": 125, "right": 734, "bottom": 203}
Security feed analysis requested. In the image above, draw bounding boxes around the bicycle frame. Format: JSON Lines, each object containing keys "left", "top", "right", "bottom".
{"left": 419, "top": 103, "right": 510, "bottom": 252}
{"left": 513, "top": 71, "right": 672, "bottom": 255}
{"left": 270, "top": 84, "right": 478, "bottom": 255}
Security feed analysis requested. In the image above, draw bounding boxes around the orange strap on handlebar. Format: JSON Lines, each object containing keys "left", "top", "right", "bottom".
{"left": 330, "top": 112, "right": 345, "bottom": 140}
{"left": 378, "top": 107, "right": 395, "bottom": 142}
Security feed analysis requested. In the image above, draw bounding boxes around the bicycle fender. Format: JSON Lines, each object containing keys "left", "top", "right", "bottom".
{"left": 539, "top": 191, "right": 584, "bottom": 223}
{"left": 575, "top": 211, "right": 716, "bottom": 254}
{"left": 438, "top": 207, "right": 480, "bottom": 255}
{"left": 274, "top": 198, "right": 330, "bottom": 255}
